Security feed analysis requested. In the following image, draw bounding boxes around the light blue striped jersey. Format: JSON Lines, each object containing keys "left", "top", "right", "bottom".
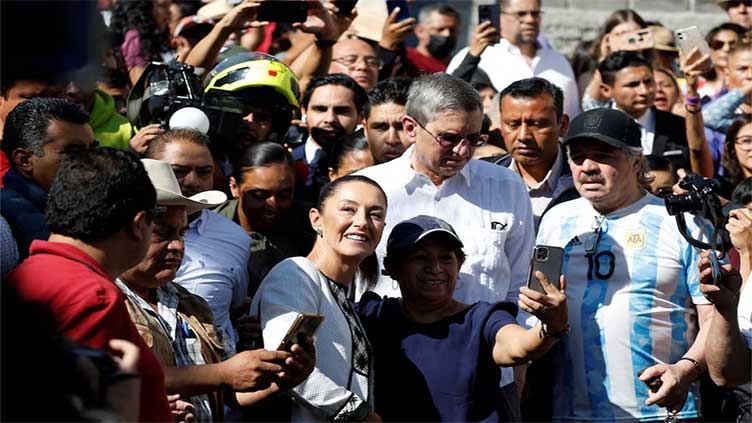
{"left": 536, "top": 193, "right": 710, "bottom": 422}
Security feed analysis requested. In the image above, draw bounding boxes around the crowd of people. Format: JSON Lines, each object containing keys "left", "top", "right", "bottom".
{"left": 1, "top": 0, "right": 752, "bottom": 422}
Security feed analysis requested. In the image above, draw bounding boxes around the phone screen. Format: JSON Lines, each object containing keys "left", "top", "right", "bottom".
{"left": 257, "top": 1, "right": 308, "bottom": 23}
{"left": 478, "top": 4, "right": 500, "bottom": 27}
{"left": 386, "top": 0, "right": 410, "bottom": 22}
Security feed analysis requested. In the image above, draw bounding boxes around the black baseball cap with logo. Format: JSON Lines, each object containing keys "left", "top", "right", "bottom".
{"left": 562, "top": 108, "right": 642, "bottom": 149}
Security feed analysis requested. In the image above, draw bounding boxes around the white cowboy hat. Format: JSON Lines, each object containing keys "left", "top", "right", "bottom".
{"left": 141, "top": 159, "right": 226, "bottom": 215}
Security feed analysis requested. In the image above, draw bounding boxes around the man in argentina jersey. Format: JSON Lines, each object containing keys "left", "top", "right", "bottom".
{"left": 536, "top": 108, "right": 712, "bottom": 422}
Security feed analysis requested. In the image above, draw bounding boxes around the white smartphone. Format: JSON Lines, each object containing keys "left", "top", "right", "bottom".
{"left": 675, "top": 26, "right": 714, "bottom": 72}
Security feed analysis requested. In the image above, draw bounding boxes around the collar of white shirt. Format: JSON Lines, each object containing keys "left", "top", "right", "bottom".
{"left": 508, "top": 148, "right": 563, "bottom": 192}
{"left": 304, "top": 137, "right": 321, "bottom": 164}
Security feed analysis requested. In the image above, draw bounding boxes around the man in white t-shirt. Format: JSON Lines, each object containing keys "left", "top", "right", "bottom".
{"left": 536, "top": 108, "right": 712, "bottom": 422}
{"left": 446, "top": 0, "right": 580, "bottom": 117}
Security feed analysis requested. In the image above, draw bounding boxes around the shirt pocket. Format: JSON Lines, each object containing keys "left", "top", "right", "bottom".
{"left": 454, "top": 225, "right": 509, "bottom": 275}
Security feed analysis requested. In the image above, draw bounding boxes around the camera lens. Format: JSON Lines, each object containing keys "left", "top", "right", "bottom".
{"left": 536, "top": 247, "right": 549, "bottom": 261}
{"left": 664, "top": 192, "right": 702, "bottom": 216}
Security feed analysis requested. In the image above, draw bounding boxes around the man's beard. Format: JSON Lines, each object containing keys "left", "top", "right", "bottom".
{"left": 310, "top": 126, "right": 347, "bottom": 152}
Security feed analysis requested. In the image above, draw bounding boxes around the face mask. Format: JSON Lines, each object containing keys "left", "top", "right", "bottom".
{"left": 427, "top": 35, "right": 456, "bottom": 59}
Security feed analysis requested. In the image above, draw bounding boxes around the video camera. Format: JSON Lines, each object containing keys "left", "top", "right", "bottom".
{"left": 126, "top": 61, "right": 245, "bottom": 150}
{"left": 664, "top": 173, "right": 743, "bottom": 283}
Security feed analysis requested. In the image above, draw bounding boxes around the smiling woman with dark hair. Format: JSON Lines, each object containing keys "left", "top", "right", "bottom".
{"left": 356, "top": 215, "right": 568, "bottom": 422}
{"left": 251, "top": 175, "right": 388, "bottom": 422}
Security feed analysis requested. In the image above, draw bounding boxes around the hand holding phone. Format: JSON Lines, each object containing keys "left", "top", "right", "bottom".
{"left": 675, "top": 26, "right": 714, "bottom": 73}
{"left": 520, "top": 246, "right": 568, "bottom": 333}
{"left": 277, "top": 313, "right": 324, "bottom": 352}
{"left": 526, "top": 245, "right": 564, "bottom": 293}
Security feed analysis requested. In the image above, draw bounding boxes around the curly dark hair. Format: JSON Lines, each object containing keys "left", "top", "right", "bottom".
{"left": 45, "top": 148, "right": 156, "bottom": 242}
{"left": 109, "top": 0, "right": 169, "bottom": 62}
{"left": 722, "top": 115, "right": 752, "bottom": 185}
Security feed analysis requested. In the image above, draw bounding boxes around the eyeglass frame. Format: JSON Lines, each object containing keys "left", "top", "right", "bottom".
{"left": 409, "top": 116, "right": 487, "bottom": 148}
{"left": 501, "top": 9, "right": 544, "bottom": 19}
{"left": 332, "top": 54, "right": 383, "bottom": 70}
{"left": 735, "top": 136, "right": 752, "bottom": 151}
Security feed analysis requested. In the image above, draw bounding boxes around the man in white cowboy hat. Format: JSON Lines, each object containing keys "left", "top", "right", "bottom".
{"left": 116, "top": 158, "right": 315, "bottom": 422}
{"left": 145, "top": 128, "right": 253, "bottom": 356}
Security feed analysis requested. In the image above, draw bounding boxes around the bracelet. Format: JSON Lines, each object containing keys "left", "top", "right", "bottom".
{"left": 685, "top": 104, "right": 701, "bottom": 114}
{"left": 540, "top": 323, "right": 570, "bottom": 339}
{"left": 315, "top": 39, "right": 337, "bottom": 48}
{"left": 685, "top": 95, "right": 701, "bottom": 107}
{"left": 677, "top": 357, "right": 704, "bottom": 379}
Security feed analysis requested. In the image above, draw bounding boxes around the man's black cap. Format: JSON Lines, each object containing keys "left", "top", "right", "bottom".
{"left": 562, "top": 108, "right": 642, "bottom": 150}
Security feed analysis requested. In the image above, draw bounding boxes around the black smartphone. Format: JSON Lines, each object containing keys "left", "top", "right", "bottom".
{"left": 332, "top": 0, "right": 357, "bottom": 15}
{"left": 257, "top": 1, "right": 308, "bottom": 23}
{"left": 478, "top": 4, "right": 500, "bottom": 27}
{"left": 526, "top": 245, "right": 564, "bottom": 293}
{"left": 277, "top": 313, "right": 324, "bottom": 352}
{"left": 386, "top": 0, "right": 410, "bottom": 22}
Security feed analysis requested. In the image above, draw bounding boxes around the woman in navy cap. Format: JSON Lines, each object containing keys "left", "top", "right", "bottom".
{"left": 356, "top": 215, "right": 569, "bottom": 422}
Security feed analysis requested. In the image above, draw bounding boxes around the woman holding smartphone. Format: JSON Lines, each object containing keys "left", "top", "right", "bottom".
{"left": 356, "top": 215, "right": 568, "bottom": 422}
{"left": 251, "top": 175, "right": 386, "bottom": 422}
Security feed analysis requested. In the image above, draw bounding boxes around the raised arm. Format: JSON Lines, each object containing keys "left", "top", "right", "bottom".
{"left": 184, "top": 1, "right": 266, "bottom": 70}
{"left": 682, "top": 48, "right": 714, "bottom": 178}
{"left": 493, "top": 272, "right": 568, "bottom": 366}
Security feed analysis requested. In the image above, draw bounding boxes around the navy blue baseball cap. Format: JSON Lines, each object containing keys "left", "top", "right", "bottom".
{"left": 562, "top": 108, "right": 642, "bottom": 149}
{"left": 387, "top": 215, "right": 463, "bottom": 256}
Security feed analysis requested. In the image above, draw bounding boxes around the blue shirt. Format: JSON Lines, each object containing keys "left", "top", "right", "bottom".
{"left": 356, "top": 293, "right": 517, "bottom": 422}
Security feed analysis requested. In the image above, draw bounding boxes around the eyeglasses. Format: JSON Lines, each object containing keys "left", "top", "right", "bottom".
{"left": 710, "top": 39, "right": 737, "bottom": 50}
{"left": 412, "top": 118, "right": 486, "bottom": 148}
{"left": 583, "top": 215, "right": 606, "bottom": 256}
{"left": 735, "top": 137, "right": 752, "bottom": 151}
{"left": 332, "top": 55, "right": 383, "bottom": 70}
{"left": 502, "top": 9, "right": 543, "bottom": 19}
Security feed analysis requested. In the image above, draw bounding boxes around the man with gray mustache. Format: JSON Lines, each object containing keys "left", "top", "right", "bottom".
{"left": 533, "top": 108, "right": 713, "bottom": 422}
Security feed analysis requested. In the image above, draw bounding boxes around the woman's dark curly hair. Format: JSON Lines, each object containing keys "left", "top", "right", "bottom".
{"left": 722, "top": 115, "right": 752, "bottom": 185}
{"left": 109, "top": 0, "right": 169, "bottom": 61}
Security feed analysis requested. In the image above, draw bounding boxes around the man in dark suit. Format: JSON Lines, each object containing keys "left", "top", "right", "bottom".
{"left": 599, "top": 50, "right": 690, "bottom": 170}
{"left": 292, "top": 74, "right": 367, "bottom": 202}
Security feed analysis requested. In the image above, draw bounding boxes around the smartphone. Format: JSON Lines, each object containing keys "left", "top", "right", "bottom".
{"left": 675, "top": 26, "right": 714, "bottom": 72}
{"left": 257, "top": 1, "right": 308, "bottom": 23}
{"left": 386, "top": 0, "right": 410, "bottom": 22}
{"left": 610, "top": 28, "right": 654, "bottom": 52}
{"left": 526, "top": 245, "right": 564, "bottom": 293}
{"left": 332, "top": 0, "right": 357, "bottom": 15}
{"left": 478, "top": 4, "right": 500, "bottom": 27}
{"left": 277, "top": 313, "right": 324, "bottom": 352}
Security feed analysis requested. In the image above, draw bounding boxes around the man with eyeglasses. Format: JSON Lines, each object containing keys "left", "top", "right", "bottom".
{"left": 716, "top": 0, "right": 751, "bottom": 31}
{"left": 357, "top": 73, "right": 534, "bottom": 419}
{"left": 446, "top": 0, "right": 581, "bottom": 118}
{"left": 535, "top": 108, "right": 713, "bottom": 422}
{"left": 328, "top": 38, "right": 381, "bottom": 92}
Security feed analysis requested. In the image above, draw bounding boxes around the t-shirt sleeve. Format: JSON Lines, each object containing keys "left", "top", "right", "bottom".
{"left": 482, "top": 302, "right": 518, "bottom": 347}
{"left": 120, "top": 29, "right": 149, "bottom": 70}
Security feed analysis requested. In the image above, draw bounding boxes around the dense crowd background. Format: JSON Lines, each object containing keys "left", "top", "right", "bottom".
{"left": 1, "top": 0, "right": 751, "bottom": 422}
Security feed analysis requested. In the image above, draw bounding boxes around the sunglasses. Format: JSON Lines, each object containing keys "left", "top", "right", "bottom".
{"left": 412, "top": 118, "right": 486, "bottom": 148}
{"left": 710, "top": 39, "right": 737, "bottom": 50}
